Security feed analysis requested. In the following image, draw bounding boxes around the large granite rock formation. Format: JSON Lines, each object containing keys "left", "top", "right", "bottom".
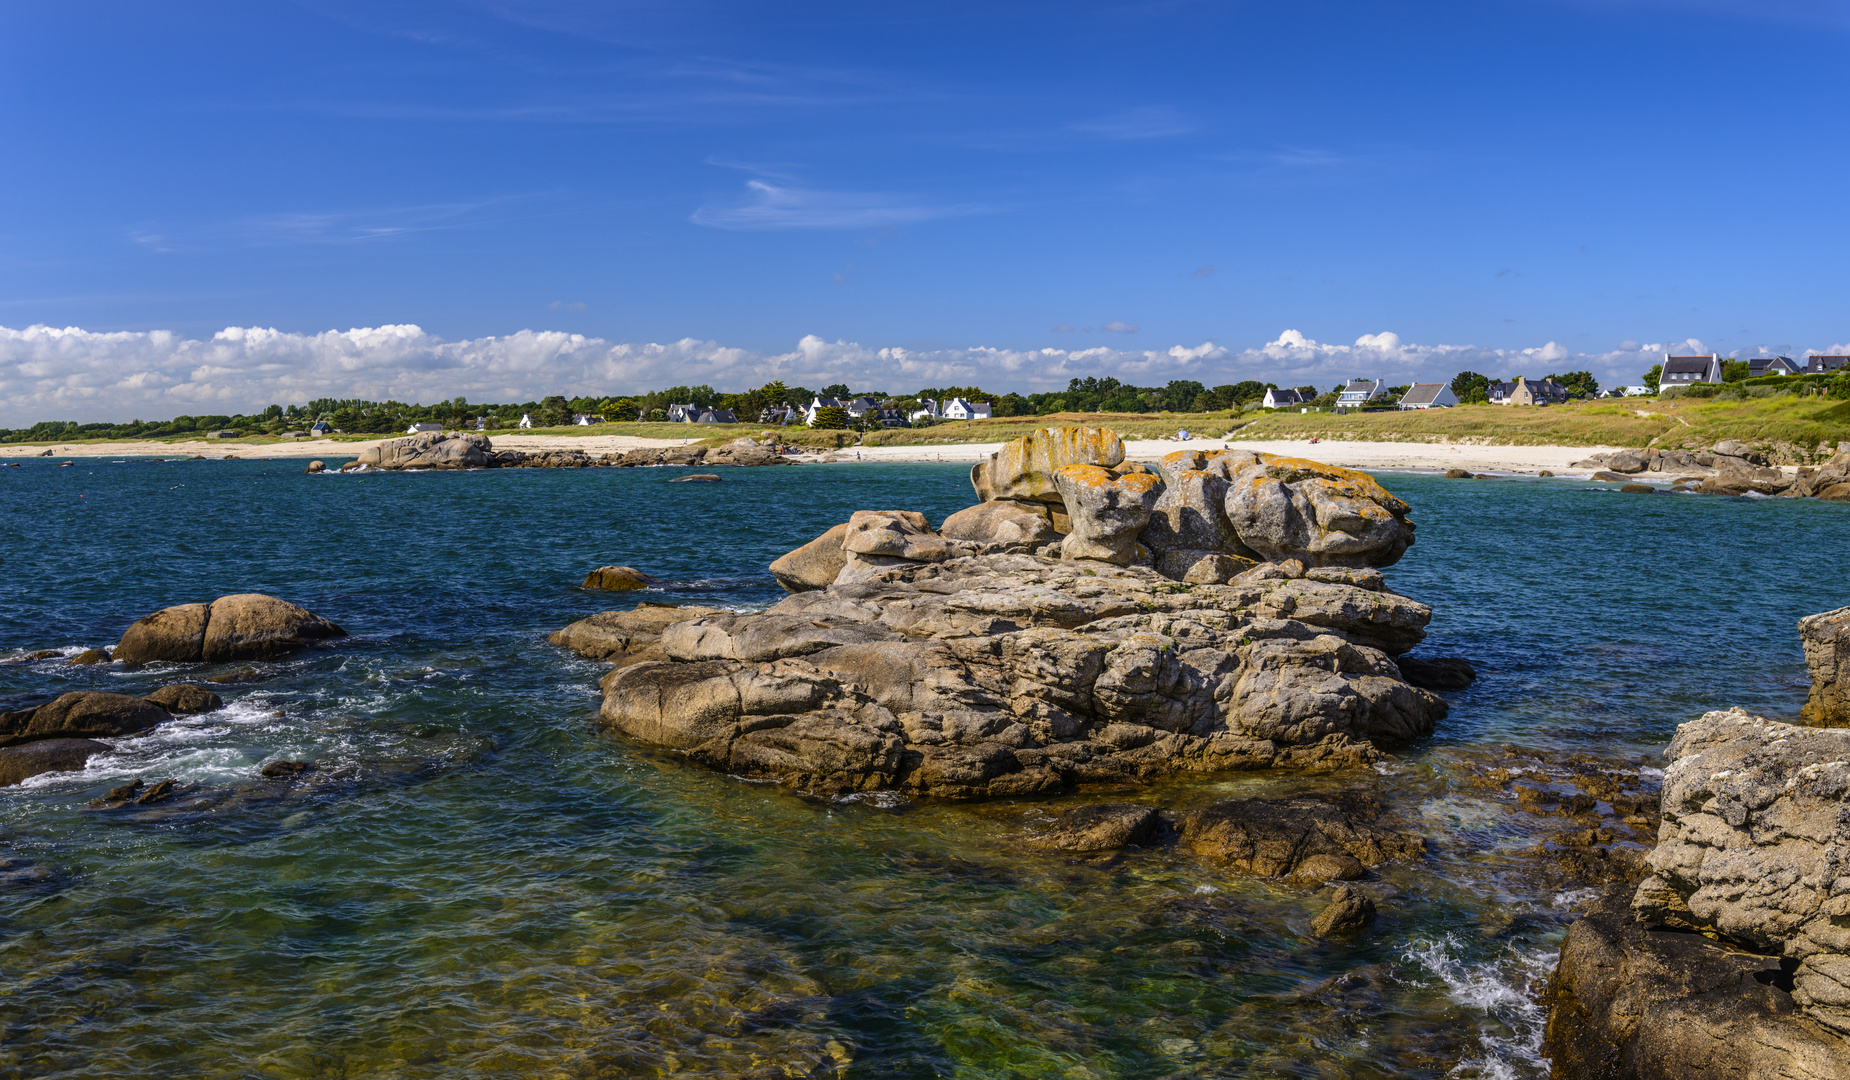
{"left": 115, "top": 593, "right": 346, "bottom": 665}
{"left": 1630, "top": 708, "right": 1850, "bottom": 1038}
{"left": 354, "top": 431, "right": 493, "bottom": 470}
{"left": 0, "top": 691, "right": 169, "bottom": 747}
{"left": 562, "top": 553, "right": 1443, "bottom": 799}
{"left": 1800, "top": 607, "right": 1850, "bottom": 727}
{"left": 970, "top": 425, "right": 1124, "bottom": 503}
{"left": 1544, "top": 885, "right": 1850, "bottom": 1080}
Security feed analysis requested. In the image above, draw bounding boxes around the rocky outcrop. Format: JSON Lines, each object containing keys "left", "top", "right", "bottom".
{"left": 1052, "top": 464, "right": 1162, "bottom": 564}
{"left": 0, "top": 692, "right": 169, "bottom": 747}
{"left": 0, "top": 738, "right": 112, "bottom": 786}
{"left": 114, "top": 593, "right": 346, "bottom": 665}
{"left": 970, "top": 425, "right": 1124, "bottom": 503}
{"left": 768, "top": 523, "right": 851, "bottom": 593}
{"left": 1630, "top": 708, "right": 1850, "bottom": 1038}
{"left": 1544, "top": 885, "right": 1850, "bottom": 1080}
{"left": 1029, "top": 804, "right": 1166, "bottom": 853}
{"left": 1311, "top": 885, "right": 1378, "bottom": 937}
{"left": 1223, "top": 457, "right": 1415, "bottom": 568}
{"left": 581, "top": 566, "right": 662, "bottom": 591}
{"left": 355, "top": 432, "right": 492, "bottom": 470}
{"left": 1181, "top": 790, "right": 1424, "bottom": 880}
{"left": 548, "top": 603, "right": 726, "bottom": 670}
{"left": 1800, "top": 607, "right": 1850, "bottom": 727}
{"left": 838, "top": 510, "right": 952, "bottom": 583}
{"left": 566, "top": 553, "right": 1444, "bottom": 799}
{"left": 939, "top": 500, "right": 1060, "bottom": 552}
{"left": 707, "top": 438, "right": 789, "bottom": 467}
{"left": 143, "top": 684, "right": 223, "bottom": 714}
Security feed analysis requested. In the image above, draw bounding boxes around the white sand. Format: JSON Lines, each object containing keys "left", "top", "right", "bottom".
{"left": 4, "top": 432, "right": 1613, "bottom": 474}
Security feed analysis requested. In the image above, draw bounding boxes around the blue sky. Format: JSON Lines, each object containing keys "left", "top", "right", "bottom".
{"left": 3, "top": 0, "right": 1848, "bottom": 422}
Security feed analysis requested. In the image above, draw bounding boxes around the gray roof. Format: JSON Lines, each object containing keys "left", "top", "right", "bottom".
{"left": 1398, "top": 383, "right": 1447, "bottom": 405}
{"left": 1662, "top": 356, "right": 1716, "bottom": 374}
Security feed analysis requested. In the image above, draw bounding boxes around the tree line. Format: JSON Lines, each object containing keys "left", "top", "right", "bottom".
{"left": 2, "top": 377, "right": 1331, "bottom": 441}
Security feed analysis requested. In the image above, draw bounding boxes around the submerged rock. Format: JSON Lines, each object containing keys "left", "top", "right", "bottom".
{"left": 1544, "top": 885, "right": 1850, "bottom": 1079}
{"left": 66, "top": 648, "right": 110, "bottom": 666}
{"left": 581, "top": 565, "right": 662, "bottom": 591}
{"left": 1631, "top": 708, "right": 1850, "bottom": 1038}
{"left": 115, "top": 593, "right": 346, "bottom": 665}
{"left": 1181, "top": 789, "right": 1423, "bottom": 879}
{"left": 1395, "top": 655, "right": 1477, "bottom": 691}
{"left": 1310, "top": 884, "right": 1378, "bottom": 937}
{"left": 1029, "top": 803, "right": 1166, "bottom": 853}
{"left": 0, "top": 691, "right": 169, "bottom": 748}
{"left": 1799, "top": 606, "right": 1850, "bottom": 727}
{"left": 0, "top": 738, "right": 112, "bottom": 786}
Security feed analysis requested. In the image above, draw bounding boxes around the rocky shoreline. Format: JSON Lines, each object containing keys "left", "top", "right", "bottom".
{"left": 340, "top": 430, "right": 791, "bottom": 471}
{"left": 1574, "top": 441, "right": 1850, "bottom": 499}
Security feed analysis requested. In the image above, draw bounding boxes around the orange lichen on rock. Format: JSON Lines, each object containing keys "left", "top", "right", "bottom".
{"left": 972, "top": 426, "right": 1126, "bottom": 503}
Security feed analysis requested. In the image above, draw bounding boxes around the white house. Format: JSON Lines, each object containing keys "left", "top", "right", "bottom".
{"left": 473, "top": 416, "right": 487, "bottom": 431}
{"left": 1262, "top": 387, "right": 1305, "bottom": 409}
{"left": 941, "top": 397, "right": 992, "bottom": 421}
{"left": 518, "top": 413, "right": 533, "bottom": 429}
{"left": 572, "top": 414, "right": 604, "bottom": 426}
{"left": 909, "top": 397, "right": 941, "bottom": 423}
{"left": 804, "top": 396, "right": 845, "bottom": 426}
{"left": 406, "top": 422, "right": 443, "bottom": 434}
{"left": 1660, "top": 353, "right": 1722, "bottom": 387}
{"left": 665, "top": 403, "right": 700, "bottom": 423}
{"left": 1397, "top": 383, "right": 1458, "bottom": 410}
{"left": 1335, "top": 379, "right": 1386, "bottom": 407}
{"left": 844, "top": 396, "right": 879, "bottom": 419}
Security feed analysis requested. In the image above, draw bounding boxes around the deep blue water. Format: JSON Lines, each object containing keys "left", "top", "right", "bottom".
{"left": 1, "top": 456, "right": 1843, "bottom": 1079}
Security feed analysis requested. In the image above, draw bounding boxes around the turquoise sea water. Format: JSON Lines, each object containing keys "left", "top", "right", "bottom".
{"left": 3, "top": 458, "right": 1845, "bottom": 1078}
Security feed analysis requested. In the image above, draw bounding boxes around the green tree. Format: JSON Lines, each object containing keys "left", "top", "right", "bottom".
{"left": 601, "top": 397, "right": 637, "bottom": 422}
{"left": 645, "top": 408, "right": 667, "bottom": 422}
{"left": 1545, "top": 371, "right": 1600, "bottom": 398}
{"left": 539, "top": 395, "right": 571, "bottom": 426}
{"left": 1642, "top": 363, "right": 1663, "bottom": 393}
{"left": 1450, "top": 371, "right": 1491, "bottom": 404}
{"left": 1721, "top": 359, "right": 1750, "bottom": 383}
{"left": 820, "top": 383, "right": 852, "bottom": 399}
{"left": 811, "top": 405, "right": 849, "bottom": 429}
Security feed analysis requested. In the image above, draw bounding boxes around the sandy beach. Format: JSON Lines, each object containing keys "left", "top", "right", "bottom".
{"left": 1, "top": 431, "right": 1621, "bottom": 473}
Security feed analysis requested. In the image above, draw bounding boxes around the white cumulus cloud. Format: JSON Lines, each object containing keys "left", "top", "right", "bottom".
{"left": 0, "top": 322, "right": 1780, "bottom": 426}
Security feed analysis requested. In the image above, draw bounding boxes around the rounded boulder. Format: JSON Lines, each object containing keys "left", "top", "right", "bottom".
{"left": 143, "top": 683, "right": 225, "bottom": 714}
{"left": 0, "top": 739, "right": 113, "bottom": 787}
{"left": 0, "top": 691, "right": 170, "bottom": 748}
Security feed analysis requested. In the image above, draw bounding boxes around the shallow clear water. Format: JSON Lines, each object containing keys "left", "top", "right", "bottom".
{"left": 2, "top": 458, "right": 1843, "bottom": 1078}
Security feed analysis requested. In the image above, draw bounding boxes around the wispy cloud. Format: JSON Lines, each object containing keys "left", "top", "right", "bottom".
{"left": 1102, "top": 320, "right": 1140, "bottom": 333}
{"left": 126, "top": 197, "right": 533, "bottom": 252}
{"left": 691, "top": 179, "right": 988, "bottom": 230}
{"left": 1070, "top": 106, "right": 1195, "bottom": 141}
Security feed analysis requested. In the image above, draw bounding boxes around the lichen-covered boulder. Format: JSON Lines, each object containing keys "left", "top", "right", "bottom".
{"left": 0, "top": 692, "right": 170, "bottom": 747}
{"left": 1632, "top": 708, "right": 1850, "bottom": 1038}
{"left": 1142, "top": 467, "right": 1259, "bottom": 569}
{"left": 939, "top": 500, "right": 1060, "bottom": 550}
{"left": 354, "top": 432, "right": 492, "bottom": 470}
{"left": 1052, "top": 464, "right": 1163, "bottom": 565}
{"left": 971, "top": 426, "right": 1125, "bottom": 503}
{"left": 1800, "top": 607, "right": 1850, "bottom": 727}
{"left": 768, "top": 523, "right": 850, "bottom": 593}
{"left": 115, "top": 594, "right": 346, "bottom": 665}
{"left": 1223, "top": 457, "right": 1416, "bottom": 568}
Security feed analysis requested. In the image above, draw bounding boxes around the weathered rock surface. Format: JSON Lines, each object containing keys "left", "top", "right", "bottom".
{"left": 839, "top": 510, "right": 951, "bottom": 584}
{"left": 707, "top": 438, "right": 789, "bottom": 467}
{"left": 1053, "top": 464, "right": 1163, "bottom": 564}
{"left": 548, "top": 603, "right": 727, "bottom": 669}
{"left": 0, "top": 738, "right": 112, "bottom": 786}
{"left": 1181, "top": 789, "right": 1424, "bottom": 879}
{"left": 0, "top": 692, "right": 169, "bottom": 747}
{"left": 355, "top": 432, "right": 492, "bottom": 470}
{"left": 567, "top": 553, "right": 1443, "bottom": 799}
{"left": 768, "top": 522, "right": 851, "bottom": 593}
{"left": 1631, "top": 708, "right": 1850, "bottom": 1038}
{"left": 581, "top": 565, "right": 662, "bottom": 591}
{"left": 1311, "top": 884, "right": 1378, "bottom": 937}
{"left": 1222, "top": 458, "right": 1416, "bottom": 568}
{"left": 939, "top": 500, "right": 1059, "bottom": 551}
{"left": 1544, "top": 885, "right": 1850, "bottom": 1080}
{"left": 1029, "top": 803, "right": 1166, "bottom": 853}
{"left": 970, "top": 426, "right": 1124, "bottom": 503}
{"left": 143, "top": 684, "right": 223, "bottom": 714}
{"left": 115, "top": 593, "right": 345, "bottom": 665}
{"left": 1800, "top": 607, "right": 1850, "bottom": 727}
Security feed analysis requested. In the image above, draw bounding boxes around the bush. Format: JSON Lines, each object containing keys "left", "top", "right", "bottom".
{"left": 811, "top": 406, "right": 849, "bottom": 430}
